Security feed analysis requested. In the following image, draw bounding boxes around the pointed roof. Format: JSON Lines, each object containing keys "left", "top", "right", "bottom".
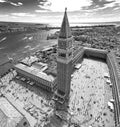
{"left": 59, "top": 8, "right": 72, "bottom": 38}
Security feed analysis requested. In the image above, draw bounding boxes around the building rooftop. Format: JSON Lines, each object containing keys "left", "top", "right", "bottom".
{"left": 0, "top": 97, "right": 23, "bottom": 127}
{"left": 41, "top": 46, "right": 53, "bottom": 52}
{"left": 15, "top": 63, "right": 55, "bottom": 82}
{"left": 21, "top": 55, "right": 39, "bottom": 66}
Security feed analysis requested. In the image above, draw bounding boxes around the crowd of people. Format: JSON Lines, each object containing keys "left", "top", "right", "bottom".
{"left": 0, "top": 58, "right": 115, "bottom": 127}
{"left": 69, "top": 58, "right": 114, "bottom": 127}
{"left": 0, "top": 69, "right": 17, "bottom": 88}
{"left": 0, "top": 69, "right": 54, "bottom": 127}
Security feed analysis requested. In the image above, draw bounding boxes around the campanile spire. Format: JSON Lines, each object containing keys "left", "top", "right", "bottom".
{"left": 59, "top": 8, "right": 72, "bottom": 38}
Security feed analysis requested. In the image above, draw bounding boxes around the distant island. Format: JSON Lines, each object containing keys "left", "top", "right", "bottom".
{"left": 47, "top": 25, "right": 120, "bottom": 58}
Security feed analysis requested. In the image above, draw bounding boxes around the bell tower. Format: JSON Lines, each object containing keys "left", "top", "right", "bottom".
{"left": 55, "top": 8, "right": 73, "bottom": 104}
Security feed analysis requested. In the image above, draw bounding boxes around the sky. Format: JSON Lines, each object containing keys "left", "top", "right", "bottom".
{"left": 0, "top": 0, "right": 120, "bottom": 25}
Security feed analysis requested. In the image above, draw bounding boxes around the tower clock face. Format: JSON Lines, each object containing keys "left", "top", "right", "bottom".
{"left": 58, "top": 39, "right": 73, "bottom": 49}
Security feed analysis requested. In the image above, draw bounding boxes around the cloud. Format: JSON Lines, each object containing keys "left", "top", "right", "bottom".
{"left": 0, "top": 0, "right": 120, "bottom": 23}
{"left": 83, "top": 0, "right": 114, "bottom": 10}
{"left": 18, "top": 2, "right": 23, "bottom": 5}
{"left": 38, "top": 0, "right": 92, "bottom": 12}
{"left": 82, "top": 0, "right": 120, "bottom": 14}
{"left": 10, "top": 2, "right": 23, "bottom": 6}
{"left": 103, "top": 0, "right": 120, "bottom": 8}
{"left": 35, "top": 10, "right": 49, "bottom": 13}
{"left": 113, "top": 7, "right": 120, "bottom": 10}
{"left": 0, "top": 14, "right": 8, "bottom": 17}
{"left": 0, "top": 0, "right": 6, "bottom": 2}
{"left": 11, "top": 13, "right": 36, "bottom": 17}
{"left": 0, "top": 0, "right": 23, "bottom": 6}
{"left": 11, "top": 16, "right": 18, "bottom": 18}
{"left": 106, "top": 0, "right": 120, "bottom": 4}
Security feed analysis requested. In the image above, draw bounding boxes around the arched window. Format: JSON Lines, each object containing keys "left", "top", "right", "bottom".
{"left": 59, "top": 53, "right": 66, "bottom": 58}
{"left": 23, "top": 121, "right": 27, "bottom": 126}
{"left": 68, "top": 52, "right": 72, "bottom": 57}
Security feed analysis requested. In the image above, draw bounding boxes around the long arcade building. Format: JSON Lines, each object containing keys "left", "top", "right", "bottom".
{"left": 14, "top": 63, "right": 57, "bottom": 92}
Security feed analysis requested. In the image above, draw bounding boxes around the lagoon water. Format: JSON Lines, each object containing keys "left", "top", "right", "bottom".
{"left": 0, "top": 21, "right": 120, "bottom": 62}
{"left": 0, "top": 29, "right": 58, "bottom": 62}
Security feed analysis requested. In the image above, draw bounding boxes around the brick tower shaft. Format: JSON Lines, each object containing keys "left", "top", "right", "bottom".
{"left": 56, "top": 8, "right": 73, "bottom": 102}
